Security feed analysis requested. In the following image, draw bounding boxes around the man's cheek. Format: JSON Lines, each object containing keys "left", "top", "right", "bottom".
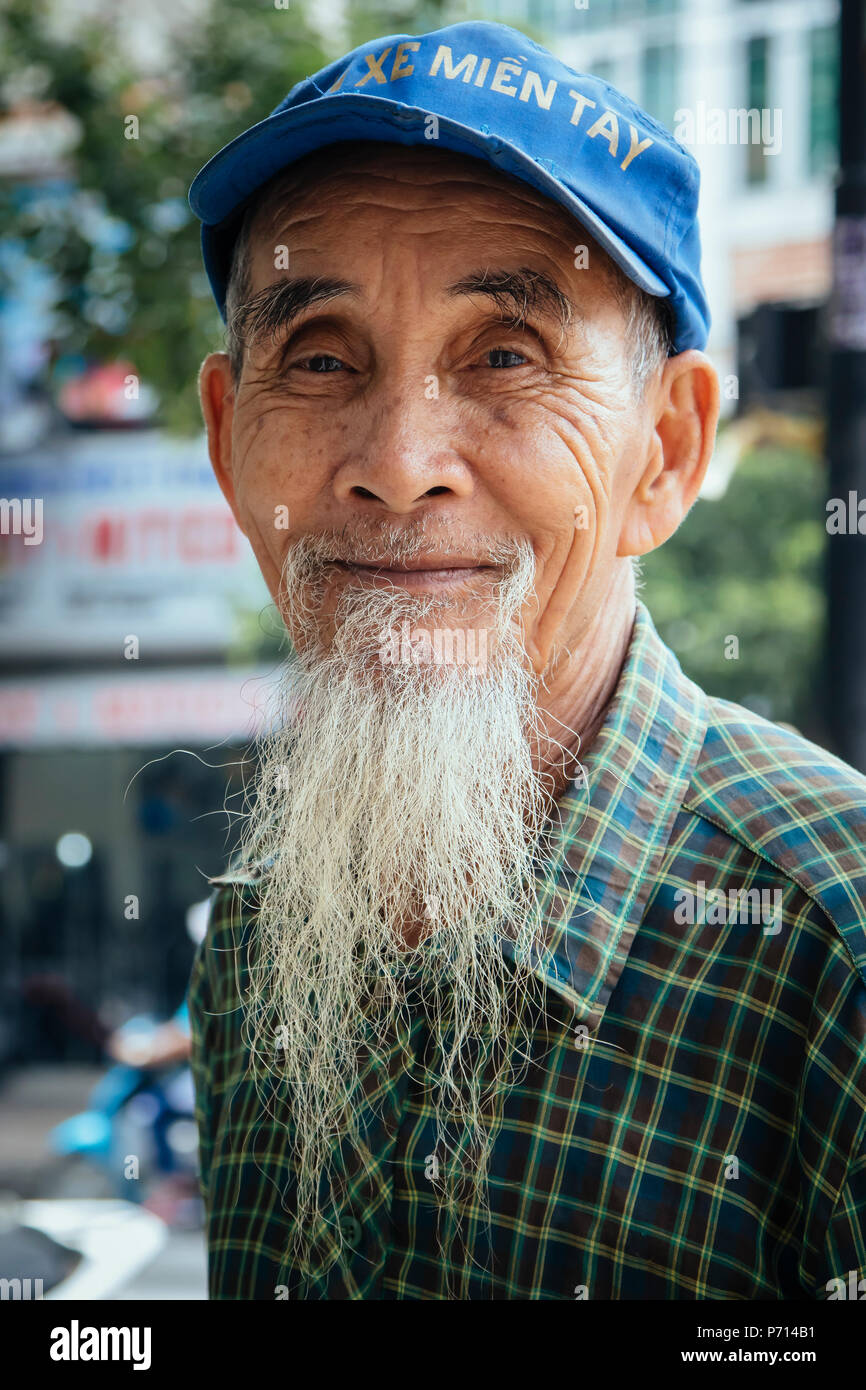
{"left": 232, "top": 497, "right": 292, "bottom": 597}
{"left": 545, "top": 514, "right": 597, "bottom": 610}
{"left": 525, "top": 468, "right": 619, "bottom": 672}
{"left": 231, "top": 439, "right": 314, "bottom": 535}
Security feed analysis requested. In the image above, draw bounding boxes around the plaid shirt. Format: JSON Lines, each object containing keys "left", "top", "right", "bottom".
{"left": 187, "top": 600, "right": 866, "bottom": 1300}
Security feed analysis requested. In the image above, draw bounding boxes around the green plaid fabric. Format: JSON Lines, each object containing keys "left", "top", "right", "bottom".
{"left": 187, "top": 600, "right": 866, "bottom": 1300}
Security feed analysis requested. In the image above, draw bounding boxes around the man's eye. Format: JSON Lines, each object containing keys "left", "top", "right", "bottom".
{"left": 298, "top": 354, "right": 346, "bottom": 372}
{"left": 485, "top": 347, "right": 528, "bottom": 368}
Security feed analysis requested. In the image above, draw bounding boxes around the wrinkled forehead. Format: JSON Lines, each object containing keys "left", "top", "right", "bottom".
{"left": 245, "top": 140, "right": 588, "bottom": 247}
{"left": 240, "top": 140, "right": 615, "bottom": 300}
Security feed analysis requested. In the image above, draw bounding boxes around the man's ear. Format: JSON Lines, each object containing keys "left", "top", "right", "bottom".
{"left": 199, "top": 352, "right": 247, "bottom": 535}
{"left": 617, "top": 350, "right": 720, "bottom": 558}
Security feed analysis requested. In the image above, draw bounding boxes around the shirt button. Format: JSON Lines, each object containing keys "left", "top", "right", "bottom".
{"left": 339, "top": 1214, "right": 362, "bottom": 1248}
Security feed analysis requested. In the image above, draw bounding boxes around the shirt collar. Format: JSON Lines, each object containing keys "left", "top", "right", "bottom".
{"left": 511, "top": 599, "right": 708, "bottom": 1026}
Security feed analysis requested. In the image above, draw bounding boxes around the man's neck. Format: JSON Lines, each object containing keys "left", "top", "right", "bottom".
{"left": 534, "top": 566, "right": 637, "bottom": 799}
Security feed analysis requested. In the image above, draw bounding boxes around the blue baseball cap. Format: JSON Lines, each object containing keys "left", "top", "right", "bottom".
{"left": 188, "top": 20, "right": 709, "bottom": 353}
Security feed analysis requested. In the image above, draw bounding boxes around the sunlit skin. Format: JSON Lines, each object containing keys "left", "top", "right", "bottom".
{"left": 199, "top": 145, "right": 720, "bottom": 788}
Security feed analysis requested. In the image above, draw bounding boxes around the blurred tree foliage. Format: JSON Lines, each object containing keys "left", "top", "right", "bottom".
{"left": 346, "top": 0, "right": 453, "bottom": 46}
{"left": 0, "top": 0, "right": 329, "bottom": 432}
{"left": 0, "top": 0, "right": 455, "bottom": 433}
{"left": 640, "top": 441, "right": 827, "bottom": 743}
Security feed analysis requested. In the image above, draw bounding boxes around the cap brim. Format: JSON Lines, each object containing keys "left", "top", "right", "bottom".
{"left": 189, "top": 92, "right": 671, "bottom": 321}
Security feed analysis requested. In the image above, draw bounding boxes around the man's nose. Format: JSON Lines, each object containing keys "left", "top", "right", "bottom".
{"left": 331, "top": 385, "right": 474, "bottom": 515}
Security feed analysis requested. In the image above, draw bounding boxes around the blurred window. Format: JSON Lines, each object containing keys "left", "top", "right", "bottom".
{"left": 565, "top": 0, "right": 600, "bottom": 30}
{"left": 642, "top": 43, "right": 678, "bottom": 132}
{"left": 746, "top": 35, "right": 769, "bottom": 185}
{"left": 809, "top": 24, "right": 839, "bottom": 176}
{"left": 591, "top": 58, "right": 617, "bottom": 85}
{"left": 557, "top": 0, "right": 679, "bottom": 35}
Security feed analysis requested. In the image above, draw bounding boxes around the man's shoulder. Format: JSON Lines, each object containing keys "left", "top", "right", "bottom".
{"left": 188, "top": 872, "right": 259, "bottom": 1012}
{"left": 204, "top": 872, "right": 260, "bottom": 947}
{"left": 689, "top": 690, "right": 866, "bottom": 835}
{"left": 683, "top": 689, "right": 866, "bottom": 971}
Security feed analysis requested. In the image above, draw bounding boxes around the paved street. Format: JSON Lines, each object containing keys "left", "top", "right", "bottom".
{"left": 114, "top": 1228, "right": 206, "bottom": 1300}
{"left": 0, "top": 1065, "right": 207, "bottom": 1300}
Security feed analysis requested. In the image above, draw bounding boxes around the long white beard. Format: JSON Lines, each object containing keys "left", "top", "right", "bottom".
{"left": 236, "top": 526, "right": 558, "bottom": 1285}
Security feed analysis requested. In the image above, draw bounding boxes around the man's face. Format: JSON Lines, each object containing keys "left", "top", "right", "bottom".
{"left": 206, "top": 145, "right": 666, "bottom": 674}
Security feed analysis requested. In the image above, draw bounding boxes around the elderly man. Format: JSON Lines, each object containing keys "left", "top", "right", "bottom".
{"left": 187, "top": 21, "right": 866, "bottom": 1300}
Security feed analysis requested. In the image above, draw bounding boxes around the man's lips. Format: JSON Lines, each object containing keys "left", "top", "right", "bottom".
{"left": 329, "top": 557, "right": 495, "bottom": 587}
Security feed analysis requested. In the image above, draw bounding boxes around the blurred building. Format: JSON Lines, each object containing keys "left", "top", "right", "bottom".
{"left": 483, "top": 0, "right": 839, "bottom": 406}
{"left": 0, "top": 41, "right": 283, "bottom": 1065}
{"left": 0, "top": 425, "right": 275, "bottom": 1067}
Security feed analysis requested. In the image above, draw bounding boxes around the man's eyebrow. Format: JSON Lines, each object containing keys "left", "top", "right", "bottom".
{"left": 446, "top": 266, "right": 576, "bottom": 336}
{"left": 229, "top": 276, "right": 361, "bottom": 352}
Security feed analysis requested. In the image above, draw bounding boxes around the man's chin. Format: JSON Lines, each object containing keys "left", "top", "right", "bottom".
{"left": 290, "top": 608, "right": 502, "bottom": 678}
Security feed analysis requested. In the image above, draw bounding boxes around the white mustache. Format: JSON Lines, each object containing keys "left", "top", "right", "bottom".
{"left": 283, "top": 522, "right": 530, "bottom": 583}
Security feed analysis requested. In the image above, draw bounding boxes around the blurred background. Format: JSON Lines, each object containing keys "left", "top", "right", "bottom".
{"left": 0, "top": 0, "right": 860, "bottom": 1298}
